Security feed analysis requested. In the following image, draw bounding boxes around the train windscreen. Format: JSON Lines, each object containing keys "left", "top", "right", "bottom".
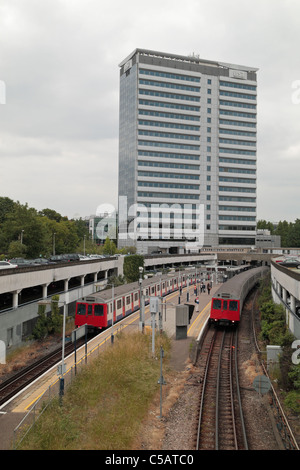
{"left": 77, "top": 303, "right": 86, "bottom": 315}
{"left": 229, "top": 300, "right": 238, "bottom": 311}
{"left": 94, "top": 304, "right": 104, "bottom": 316}
{"left": 212, "top": 299, "right": 222, "bottom": 309}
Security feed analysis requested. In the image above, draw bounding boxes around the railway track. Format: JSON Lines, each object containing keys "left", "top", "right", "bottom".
{"left": 195, "top": 326, "right": 248, "bottom": 450}
{"left": 0, "top": 339, "right": 85, "bottom": 407}
{"left": 250, "top": 290, "right": 299, "bottom": 450}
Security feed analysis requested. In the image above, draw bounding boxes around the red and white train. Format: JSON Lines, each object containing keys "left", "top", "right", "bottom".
{"left": 75, "top": 271, "right": 195, "bottom": 331}
{"left": 209, "top": 266, "right": 269, "bottom": 326}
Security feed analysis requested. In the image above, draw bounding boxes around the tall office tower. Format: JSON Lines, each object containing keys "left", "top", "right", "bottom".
{"left": 118, "top": 49, "right": 258, "bottom": 254}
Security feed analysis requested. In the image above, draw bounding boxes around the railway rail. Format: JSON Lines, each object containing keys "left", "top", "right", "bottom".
{"left": 194, "top": 286, "right": 299, "bottom": 451}
{"left": 0, "top": 338, "right": 86, "bottom": 407}
{"left": 251, "top": 290, "right": 299, "bottom": 450}
{"left": 195, "top": 326, "right": 248, "bottom": 450}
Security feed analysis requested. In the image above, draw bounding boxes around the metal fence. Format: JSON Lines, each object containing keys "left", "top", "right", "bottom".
{"left": 13, "top": 323, "right": 128, "bottom": 449}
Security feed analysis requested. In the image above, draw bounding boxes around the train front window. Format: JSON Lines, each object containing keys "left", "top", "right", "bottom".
{"left": 94, "top": 304, "right": 104, "bottom": 316}
{"left": 88, "top": 305, "right": 92, "bottom": 315}
{"left": 229, "top": 300, "right": 238, "bottom": 311}
{"left": 77, "top": 303, "right": 86, "bottom": 315}
{"left": 212, "top": 299, "right": 222, "bottom": 310}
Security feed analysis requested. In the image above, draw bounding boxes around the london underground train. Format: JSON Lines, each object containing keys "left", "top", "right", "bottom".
{"left": 209, "top": 266, "right": 269, "bottom": 326}
{"left": 75, "top": 271, "right": 195, "bottom": 331}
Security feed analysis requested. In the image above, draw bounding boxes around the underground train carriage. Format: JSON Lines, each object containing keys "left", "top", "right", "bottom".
{"left": 74, "top": 271, "right": 195, "bottom": 331}
{"left": 209, "top": 266, "right": 269, "bottom": 327}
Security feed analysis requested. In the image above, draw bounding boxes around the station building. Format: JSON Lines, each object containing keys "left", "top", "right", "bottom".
{"left": 271, "top": 259, "right": 300, "bottom": 339}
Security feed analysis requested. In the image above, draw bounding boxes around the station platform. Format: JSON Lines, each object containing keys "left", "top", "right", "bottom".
{"left": 0, "top": 283, "right": 219, "bottom": 449}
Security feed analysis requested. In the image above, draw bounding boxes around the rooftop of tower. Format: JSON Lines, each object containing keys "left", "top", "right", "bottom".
{"left": 119, "top": 48, "right": 259, "bottom": 73}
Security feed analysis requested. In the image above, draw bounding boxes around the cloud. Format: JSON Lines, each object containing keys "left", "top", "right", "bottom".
{"left": 0, "top": 0, "right": 299, "bottom": 222}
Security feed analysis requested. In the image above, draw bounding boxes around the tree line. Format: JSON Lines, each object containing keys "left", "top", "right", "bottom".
{"left": 257, "top": 219, "right": 300, "bottom": 247}
{"left": 0, "top": 197, "right": 137, "bottom": 259}
{"left": 0, "top": 197, "right": 89, "bottom": 259}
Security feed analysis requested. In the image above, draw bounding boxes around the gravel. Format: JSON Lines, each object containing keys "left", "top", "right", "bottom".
{"left": 137, "top": 294, "right": 300, "bottom": 451}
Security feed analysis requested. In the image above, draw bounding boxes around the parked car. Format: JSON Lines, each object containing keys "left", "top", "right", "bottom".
{"left": 64, "top": 254, "right": 80, "bottom": 262}
{"left": 278, "top": 259, "right": 300, "bottom": 269}
{"left": 48, "top": 255, "right": 67, "bottom": 263}
{"left": 9, "top": 258, "right": 32, "bottom": 266}
{"left": 0, "top": 261, "right": 17, "bottom": 269}
{"left": 31, "top": 258, "right": 56, "bottom": 265}
{"left": 49, "top": 254, "right": 81, "bottom": 263}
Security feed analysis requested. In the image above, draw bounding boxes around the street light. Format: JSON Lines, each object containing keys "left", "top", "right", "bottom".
{"left": 139, "top": 266, "right": 144, "bottom": 332}
{"left": 104, "top": 282, "right": 115, "bottom": 343}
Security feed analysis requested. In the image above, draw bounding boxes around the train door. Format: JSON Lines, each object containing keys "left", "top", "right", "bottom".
{"left": 122, "top": 297, "right": 125, "bottom": 317}
{"left": 222, "top": 300, "right": 228, "bottom": 318}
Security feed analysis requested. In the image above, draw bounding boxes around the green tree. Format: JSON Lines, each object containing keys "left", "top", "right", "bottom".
{"left": 286, "top": 219, "right": 300, "bottom": 247}
{"left": 0, "top": 202, "right": 47, "bottom": 257}
{"left": 32, "top": 296, "right": 63, "bottom": 340}
{"left": 274, "top": 220, "right": 290, "bottom": 247}
{"left": 39, "top": 208, "right": 65, "bottom": 223}
{"left": 102, "top": 237, "right": 116, "bottom": 255}
{"left": 0, "top": 197, "right": 15, "bottom": 224}
{"left": 123, "top": 255, "right": 144, "bottom": 282}
{"left": 49, "top": 295, "right": 63, "bottom": 334}
{"left": 33, "top": 304, "right": 49, "bottom": 340}
{"left": 257, "top": 220, "right": 275, "bottom": 234}
{"left": 7, "top": 240, "right": 27, "bottom": 258}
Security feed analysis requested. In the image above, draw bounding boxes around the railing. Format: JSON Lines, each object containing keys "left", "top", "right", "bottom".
{"left": 12, "top": 322, "right": 128, "bottom": 449}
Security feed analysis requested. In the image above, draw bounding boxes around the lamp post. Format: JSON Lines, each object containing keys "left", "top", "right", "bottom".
{"left": 111, "top": 283, "right": 114, "bottom": 343}
{"left": 105, "top": 281, "right": 115, "bottom": 343}
{"left": 139, "top": 266, "right": 144, "bottom": 332}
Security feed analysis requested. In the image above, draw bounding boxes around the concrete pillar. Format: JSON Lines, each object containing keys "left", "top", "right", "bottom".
{"left": 282, "top": 287, "right": 287, "bottom": 304}
{"left": 94, "top": 272, "right": 97, "bottom": 282}
{"left": 12, "top": 290, "right": 21, "bottom": 308}
{"left": 276, "top": 279, "right": 281, "bottom": 296}
{"left": 80, "top": 275, "right": 85, "bottom": 286}
{"left": 64, "top": 278, "right": 69, "bottom": 292}
{"left": 42, "top": 283, "right": 49, "bottom": 299}
{"left": 290, "top": 294, "right": 296, "bottom": 314}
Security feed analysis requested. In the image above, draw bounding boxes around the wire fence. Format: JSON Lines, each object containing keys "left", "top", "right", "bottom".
{"left": 12, "top": 322, "right": 130, "bottom": 449}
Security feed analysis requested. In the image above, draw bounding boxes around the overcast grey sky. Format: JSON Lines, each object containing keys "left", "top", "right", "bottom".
{"left": 0, "top": 0, "right": 300, "bottom": 222}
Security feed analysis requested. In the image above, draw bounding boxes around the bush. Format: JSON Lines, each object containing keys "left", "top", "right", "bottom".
{"left": 32, "top": 296, "right": 63, "bottom": 340}
{"left": 284, "top": 391, "right": 300, "bottom": 414}
{"left": 259, "top": 300, "right": 291, "bottom": 346}
{"left": 123, "top": 255, "right": 144, "bottom": 282}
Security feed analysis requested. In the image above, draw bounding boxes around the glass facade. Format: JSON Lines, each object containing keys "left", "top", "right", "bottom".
{"left": 118, "top": 50, "right": 258, "bottom": 252}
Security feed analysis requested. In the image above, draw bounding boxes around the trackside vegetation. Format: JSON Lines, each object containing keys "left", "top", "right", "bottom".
{"left": 257, "top": 277, "right": 300, "bottom": 414}
{"left": 18, "top": 332, "right": 171, "bottom": 450}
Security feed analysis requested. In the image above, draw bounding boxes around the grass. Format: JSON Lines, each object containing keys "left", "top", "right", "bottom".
{"left": 19, "top": 331, "right": 171, "bottom": 450}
